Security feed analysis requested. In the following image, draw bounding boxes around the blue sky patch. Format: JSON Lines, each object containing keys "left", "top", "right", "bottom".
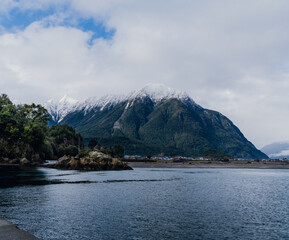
{"left": 76, "top": 18, "right": 116, "bottom": 45}
{"left": 0, "top": 7, "right": 55, "bottom": 31}
{"left": 0, "top": 7, "right": 115, "bottom": 44}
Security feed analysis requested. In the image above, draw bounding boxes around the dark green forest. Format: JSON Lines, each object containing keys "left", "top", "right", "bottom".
{"left": 61, "top": 97, "right": 268, "bottom": 159}
{"left": 0, "top": 94, "right": 83, "bottom": 163}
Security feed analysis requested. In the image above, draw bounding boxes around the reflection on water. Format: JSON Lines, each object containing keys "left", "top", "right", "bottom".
{"left": 0, "top": 169, "right": 181, "bottom": 188}
{"left": 0, "top": 170, "right": 48, "bottom": 188}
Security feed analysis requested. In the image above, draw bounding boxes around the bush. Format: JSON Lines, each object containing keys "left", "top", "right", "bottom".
{"left": 77, "top": 150, "right": 90, "bottom": 158}
{"left": 59, "top": 145, "right": 79, "bottom": 157}
{"left": 88, "top": 138, "right": 99, "bottom": 149}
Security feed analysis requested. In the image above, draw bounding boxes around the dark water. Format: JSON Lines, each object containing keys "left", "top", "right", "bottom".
{"left": 1, "top": 168, "right": 289, "bottom": 240}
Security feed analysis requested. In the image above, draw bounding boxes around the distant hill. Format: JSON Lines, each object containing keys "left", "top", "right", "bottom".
{"left": 46, "top": 84, "right": 267, "bottom": 159}
{"left": 261, "top": 142, "right": 289, "bottom": 159}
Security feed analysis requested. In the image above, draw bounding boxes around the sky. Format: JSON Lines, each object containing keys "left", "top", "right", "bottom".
{"left": 1, "top": 0, "right": 289, "bottom": 149}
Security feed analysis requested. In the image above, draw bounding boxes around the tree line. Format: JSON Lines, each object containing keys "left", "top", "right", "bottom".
{"left": 0, "top": 94, "right": 83, "bottom": 162}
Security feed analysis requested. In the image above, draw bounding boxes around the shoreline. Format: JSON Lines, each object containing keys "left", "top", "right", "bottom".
{"left": 127, "top": 161, "right": 289, "bottom": 169}
{"left": 0, "top": 218, "right": 39, "bottom": 240}
{"left": 0, "top": 164, "right": 38, "bottom": 172}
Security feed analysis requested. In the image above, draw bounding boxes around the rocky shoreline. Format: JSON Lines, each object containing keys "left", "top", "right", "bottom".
{"left": 0, "top": 163, "right": 38, "bottom": 172}
{"left": 0, "top": 156, "right": 41, "bottom": 172}
{"left": 47, "top": 150, "right": 133, "bottom": 171}
{"left": 0, "top": 150, "right": 133, "bottom": 172}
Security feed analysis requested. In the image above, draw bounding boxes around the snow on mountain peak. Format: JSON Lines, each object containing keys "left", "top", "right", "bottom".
{"left": 46, "top": 84, "right": 198, "bottom": 123}
{"left": 129, "top": 83, "right": 195, "bottom": 104}
{"left": 46, "top": 95, "right": 79, "bottom": 123}
{"left": 59, "top": 95, "right": 78, "bottom": 105}
{"left": 79, "top": 94, "right": 127, "bottom": 112}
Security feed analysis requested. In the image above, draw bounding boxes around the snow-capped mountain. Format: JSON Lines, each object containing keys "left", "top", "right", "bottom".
{"left": 45, "top": 84, "right": 267, "bottom": 159}
{"left": 129, "top": 84, "right": 195, "bottom": 103}
{"left": 46, "top": 95, "right": 78, "bottom": 123}
{"left": 78, "top": 94, "right": 128, "bottom": 113}
{"left": 46, "top": 84, "right": 197, "bottom": 123}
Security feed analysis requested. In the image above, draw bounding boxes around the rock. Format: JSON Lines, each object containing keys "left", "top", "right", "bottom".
{"left": 20, "top": 158, "right": 30, "bottom": 165}
{"left": 89, "top": 151, "right": 111, "bottom": 160}
{"left": 31, "top": 154, "right": 41, "bottom": 162}
{"left": 112, "top": 158, "right": 120, "bottom": 164}
{"left": 68, "top": 158, "right": 80, "bottom": 169}
{"left": 9, "top": 159, "right": 20, "bottom": 164}
{"left": 58, "top": 156, "right": 70, "bottom": 162}
{"left": 50, "top": 150, "right": 133, "bottom": 171}
{"left": 80, "top": 158, "right": 90, "bottom": 165}
{"left": 2, "top": 158, "right": 9, "bottom": 162}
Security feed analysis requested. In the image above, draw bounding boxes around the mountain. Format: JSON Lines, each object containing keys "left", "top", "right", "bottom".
{"left": 46, "top": 84, "right": 267, "bottom": 158}
{"left": 261, "top": 142, "right": 289, "bottom": 159}
{"left": 46, "top": 95, "right": 78, "bottom": 123}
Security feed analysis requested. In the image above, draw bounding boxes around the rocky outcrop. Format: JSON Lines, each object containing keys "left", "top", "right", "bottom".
{"left": 49, "top": 150, "right": 133, "bottom": 171}
{"left": 0, "top": 157, "right": 37, "bottom": 171}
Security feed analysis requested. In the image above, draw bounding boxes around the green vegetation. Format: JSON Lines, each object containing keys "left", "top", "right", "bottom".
{"left": 0, "top": 94, "right": 83, "bottom": 163}
{"left": 87, "top": 138, "right": 125, "bottom": 158}
{"left": 87, "top": 138, "right": 99, "bottom": 149}
{"left": 102, "top": 145, "right": 125, "bottom": 158}
{"left": 202, "top": 149, "right": 230, "bottom": 158}
{"left": 61, "top": 97, "right": 268, "bottom": 158}
{"left": 48, "top": 124, "right": 83, "bottom": 158}
{"left": 86, "top": 136, "right": 159, "bottom": 156}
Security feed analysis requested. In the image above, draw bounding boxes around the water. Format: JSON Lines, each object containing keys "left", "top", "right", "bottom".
{"left": 1, "top": 168, "right": 289, "bottom": 240}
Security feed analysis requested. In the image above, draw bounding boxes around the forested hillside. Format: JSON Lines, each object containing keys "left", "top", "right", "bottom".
{"left": 0, "top": 94, "right": 83, "bottom": 163}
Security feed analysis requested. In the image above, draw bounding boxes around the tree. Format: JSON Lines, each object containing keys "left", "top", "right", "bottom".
{"left": 88, "top": 138, "right": 98, "bottom": 149}
{"left": 0, "top": 94, "right": 13, "bottom": 110}
{"left": 19, "top": 103, "right": 51, "bottom": 126}
{"left": 0, "top": 94, "right": 84, "bottom": 162}
{"left": 48, "top": 124, "right": 84, "bottom": 158}
{"left": 202, "top": 149, "right": 229, "bottom": 158}
{"left": 0, "top": 104, "right": 19, "bottom": 141}
{"left": 106, "top": 145, "right": 124, "bottom": 158}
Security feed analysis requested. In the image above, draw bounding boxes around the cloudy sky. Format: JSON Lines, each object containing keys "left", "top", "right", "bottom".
{"left": 1, "top": 0, "right": 289, "bottom": 148}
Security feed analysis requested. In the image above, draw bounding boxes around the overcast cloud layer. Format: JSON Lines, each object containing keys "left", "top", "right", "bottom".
{"left": 1, "top": 0, "right": 289, "bottom": 148}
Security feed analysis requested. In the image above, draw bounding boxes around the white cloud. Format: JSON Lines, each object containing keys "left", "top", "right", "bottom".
{"left": 0, "top": 0, "right": 17, "bottom": 13}
{"left": 270, "top": 149, "right": 289, "bottom": 158}
{"left": 1, "top": 0, "right": 289, "bottom": 148}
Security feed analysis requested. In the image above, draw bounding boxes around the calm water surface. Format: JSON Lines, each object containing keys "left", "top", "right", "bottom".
{"left": 1, "top": 168, "right": 289, "bottom": 240}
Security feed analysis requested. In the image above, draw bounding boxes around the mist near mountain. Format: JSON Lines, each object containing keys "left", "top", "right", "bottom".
{"left": 261, "top": 142, "right": 289, "bottom": 159}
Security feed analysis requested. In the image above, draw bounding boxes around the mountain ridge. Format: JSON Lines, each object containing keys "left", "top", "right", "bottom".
{"left": 46, "top": 84, "right": 267, "bottom": 159}
{"left": 46, "top": 84, "right": 199, "bottom": 123}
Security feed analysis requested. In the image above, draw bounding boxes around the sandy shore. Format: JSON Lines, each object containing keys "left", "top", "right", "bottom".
{"left": 127, "top": 161, "right": 289, "bottom": 169}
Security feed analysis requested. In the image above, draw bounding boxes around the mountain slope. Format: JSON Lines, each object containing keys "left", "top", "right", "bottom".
{"left": 46, "top": 95, "right": 78, "bottom": 123}
{"left": 46, "top": 84, "right": 267, "bottom": 158}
